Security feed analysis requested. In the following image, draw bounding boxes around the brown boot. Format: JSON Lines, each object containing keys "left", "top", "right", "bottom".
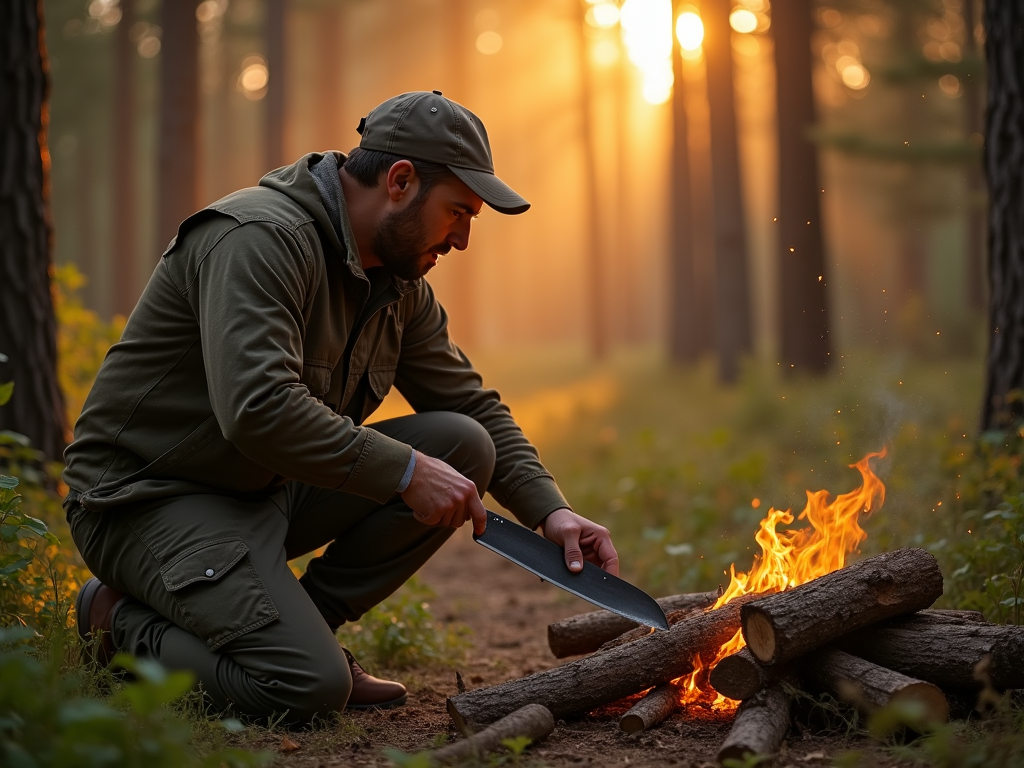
{"left": 343, "top": 648, "right": 407, "bottom": 709}
{"left": 75, "top": 577, "right": 127, "bottom": 667}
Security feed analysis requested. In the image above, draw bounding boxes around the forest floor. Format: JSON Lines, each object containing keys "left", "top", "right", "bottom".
{"left": 235, "top": 524, "right": 910, "bottom": 768}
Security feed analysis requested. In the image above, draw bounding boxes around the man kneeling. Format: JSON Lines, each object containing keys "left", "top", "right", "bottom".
{"left": 65, "top": 91, "right": 618, "bottom": 720}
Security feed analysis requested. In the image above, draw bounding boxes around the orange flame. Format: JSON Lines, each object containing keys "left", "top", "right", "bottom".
{"left": 676, "top": 449, "right": 887, "bottom": 711}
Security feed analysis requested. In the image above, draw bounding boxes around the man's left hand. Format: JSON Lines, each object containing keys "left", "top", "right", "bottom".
{"left": 540, "top": 508, "right": 619, "bottom": 576}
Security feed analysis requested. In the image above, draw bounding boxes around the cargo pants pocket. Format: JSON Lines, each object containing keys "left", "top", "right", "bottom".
{"left": 160, "top": 537, "right": 279, "bottom": 650}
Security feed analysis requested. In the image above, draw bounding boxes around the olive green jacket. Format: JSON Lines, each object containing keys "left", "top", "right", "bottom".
{"left": 63, "top": 153, "right": 568, "bottom": 529}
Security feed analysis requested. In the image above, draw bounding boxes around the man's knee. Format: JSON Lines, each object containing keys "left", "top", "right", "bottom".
{"left": 435, "top": 412, "right": 495, "bottom": 494}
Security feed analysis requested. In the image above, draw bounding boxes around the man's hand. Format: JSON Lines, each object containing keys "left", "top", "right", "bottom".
{"left": 540, "top": 508, "right": 619, "bottom": 576}
{"left": 400, "top": 451, "right": 488, "bottom": 535}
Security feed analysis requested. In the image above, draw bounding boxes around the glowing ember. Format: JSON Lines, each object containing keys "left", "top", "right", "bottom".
{"left": 676, "top": 449, "right": 887, "bottom": 711}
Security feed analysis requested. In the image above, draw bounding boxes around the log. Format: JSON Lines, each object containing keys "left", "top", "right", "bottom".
{"left": 429, "top": 704, "right": 554, "bottom": 764}
{"left": 709, "top": 647, "right": 792, "bottom": 702}
{"left": 547, "top": 591, "right": 718, "bottom": 658}
{"left": 804, "top": 647, "right": 949, "bottom": 723}
{"left": 717, "top": 681, "right": 792, "bottom": 766}
{"left": 449, "top": 597, "right": 753, "bottom": 730}
{"left": 598, "top": 606, "right": 702, "bottom": 651}
{"left": 742, "top": 548, "right": 943, "bottom": 665}
{"left": 836, "top": 614, "right": 1024, "bottom": 692}
{"left": 619, "top": 682, "right": 681, "bottom": 734}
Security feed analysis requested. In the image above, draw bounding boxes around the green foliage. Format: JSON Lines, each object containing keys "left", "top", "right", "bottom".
{"left": 53, "top": 263, "right": 126, "bottom": 427}
{"left": 336, "top": 576, "right": 469, "bottom": 671}
{"left": 0, "top": 628, "right": 270, "bottom": 768}
{"left": 932, "top": 411, "right": 1024, "bottom": 622}
{"left": 721, "top": 753, "right": 773, "bottom": 768}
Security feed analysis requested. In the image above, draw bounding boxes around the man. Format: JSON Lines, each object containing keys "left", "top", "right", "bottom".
{"left": 65, "top": 91, "right": 618, "bottom": 720}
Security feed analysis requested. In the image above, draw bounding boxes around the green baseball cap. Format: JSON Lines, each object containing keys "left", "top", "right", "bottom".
{"left": 356, "top": 90, "right": 530, "bottom": 215}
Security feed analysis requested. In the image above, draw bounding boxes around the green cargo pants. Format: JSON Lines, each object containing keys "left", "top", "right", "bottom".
{"left": 67, "top": 412, "right": 495, "bottom": 720}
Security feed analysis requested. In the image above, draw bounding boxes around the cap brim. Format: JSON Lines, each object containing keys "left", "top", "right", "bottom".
{"left": 449, "top": 166, "right": 530, "bottom": 215}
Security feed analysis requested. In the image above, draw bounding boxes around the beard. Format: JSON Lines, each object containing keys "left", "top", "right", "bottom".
{"left": 371, "top": 191, "right": 450, "bottom": 281}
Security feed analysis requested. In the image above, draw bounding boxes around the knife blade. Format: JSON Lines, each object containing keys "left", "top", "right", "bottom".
{"left": 473, "top": 510, "right": 669, "bottom": 631}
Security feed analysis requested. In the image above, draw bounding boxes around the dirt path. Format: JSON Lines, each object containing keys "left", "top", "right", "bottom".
{"left": 268, "top": 525, "right": 885, "bottom": 768}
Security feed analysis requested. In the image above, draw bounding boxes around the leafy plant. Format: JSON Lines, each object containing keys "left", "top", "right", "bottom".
{"left": 336, "top": 576, "right": 470, "bottom": 670}
{"left": 0, "top": 628, "right": 270, "bottom": 768}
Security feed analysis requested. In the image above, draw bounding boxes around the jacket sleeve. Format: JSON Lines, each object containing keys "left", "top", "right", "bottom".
{"left": 394, "top": 281, "right": 570, "bottom": 529}
{"left": 188, "top": 221, "right": 411, "bottom": 501}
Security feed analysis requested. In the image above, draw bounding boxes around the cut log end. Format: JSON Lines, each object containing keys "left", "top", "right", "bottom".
{"left": 619, "top": 683, "right": 681, "bottom": 734}
{"left": 744, "top": 609, "right": 776, "bottom": 664}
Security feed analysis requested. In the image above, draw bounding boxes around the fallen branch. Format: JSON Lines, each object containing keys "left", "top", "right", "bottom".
{"left": 449, "top": 597, "right": 757, "bottom": 730}
{"left": 619, "top": 682, "right": 681, "bottom": 734}
{"left": 741, "top": 548, "right": 943, "bottom": 665}
{"left": 598, "top": 607, "right": 701, "bottom": 652}
{"left": 717, "top": 681, "right": 793, "bottom": 766}
{"left": 547, "top": 591, "right": 718, "bottom": 658}
{"left": 430, "top": 703, "right": 554, "bottom": 764}
{"left": 804, "top": 647, "right": 949, "bottom": 722}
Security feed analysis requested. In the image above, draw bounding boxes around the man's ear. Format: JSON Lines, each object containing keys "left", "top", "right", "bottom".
{"left": 385, "top": 160, "right": 419, "bottom": 203}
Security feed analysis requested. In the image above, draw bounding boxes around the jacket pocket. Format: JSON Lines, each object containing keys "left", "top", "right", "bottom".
{"left": 300, "top": 359, "right": 332, "bottom": 399}
{"left": 160, "top": 537, "right": 278, "bottom": 650}
{"left": 362, "top": 365, "right": 398, "bottom": 422}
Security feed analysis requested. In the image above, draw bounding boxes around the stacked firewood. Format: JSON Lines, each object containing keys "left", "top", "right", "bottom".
{"left": 446, "top": 548, "right": 1024, "bottom": 765}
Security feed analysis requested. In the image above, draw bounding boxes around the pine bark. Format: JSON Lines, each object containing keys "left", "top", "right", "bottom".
{"left": 547, "top": 591, "right": 718, "bottom": 658}
{"left": 981, "top": 1, "right": 1024, "bottom": 429}
{"left": 157, "top": 0, "right": 200, "bottom": 249}
{"left": 703, "top": 0, "right": 752, "bottom": 383}
{"left": 717, "top": 681, "right": 792, "bottom": 765}
{"left": 0, "top": 0, "right": 67, "bottom": 460}
{"left": 773, "top": 0, "right": 830, "bottom": 373}
{"left": 804, "top": 647, "right": 949, "bottom": 723}
{"left": 619, "top": 682, "right": 681, "bottom": 734}
{"left": 449, "top": 599, "right": 746, "bottom": 729}
{"left": 432, "top": 704, "right": 553, "bottom": 763}
{"left": 741, "top": 548, "right": 944, "bottom": 665}
{"left": 836, "top": 614, "right": 1024, "bottom": 692}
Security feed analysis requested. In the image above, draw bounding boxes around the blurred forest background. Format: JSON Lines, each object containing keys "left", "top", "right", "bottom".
{"left": 43, "top": 0, "right": 984, "bottom": 367}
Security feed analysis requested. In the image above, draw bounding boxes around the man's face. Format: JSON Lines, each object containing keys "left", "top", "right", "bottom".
{"left": 372, "top": 176, "right": 483, "bottom": 281}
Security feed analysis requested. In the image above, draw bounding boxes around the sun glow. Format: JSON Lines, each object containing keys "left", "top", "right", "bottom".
{"left": 620, "top": 0, "right": 674, "bottom": 104}
{"left": 675, "top": 11, "right": 704, "bottom": 52}
{"left": 674, "top": 449, "right": 888, "bottom": 711}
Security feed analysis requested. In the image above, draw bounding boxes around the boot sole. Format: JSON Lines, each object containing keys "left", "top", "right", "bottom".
{"left": 75, "top": 577, "right": 102, "bottom": 642}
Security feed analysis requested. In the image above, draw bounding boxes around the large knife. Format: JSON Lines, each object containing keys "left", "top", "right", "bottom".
{"left": 474, "top": 510, "right": 669, "bottom": 631}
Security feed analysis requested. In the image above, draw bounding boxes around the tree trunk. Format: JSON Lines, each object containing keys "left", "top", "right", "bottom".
{"left": 741, "top": 548, "right": 944, "bottom": 665}
{"left": 804, "top": 647, "right": 949, "bottom": 722}
{"left": 577, "top": 12, "right": 607, "bottom": 359}
{"left": 264, "top": 0, "right": 287, "bottom": 172}
{"left": 962, "top": 0, "right": 986, "bottom": 313}
{"left": 836, "top": 613, "right": 1024, "bottom": 693}
{"left": 547, "top": 591, "right": 718, "bottom": 658}
{"left": 716, "top": 681, "right": 792, "bottom": 765}
{"left": 112, "top": 0, "right": 138, "bottom": 317}
{"left": 773, "top": 0, "right": 830, "bottom": 373}
{"left": 158, "top": 0, "right": 200, "bottom": 249}
{"left": 669, "top": 0, "right": 697, "bottom": 363}
{"left": 434, "top": 703, "right": 553, "bottom": 763}
{"left": 619, "top": 682, "right": 681, "bottom": 734}
{"left": 981, "top": 1, "right": 1024, "bottom": 429}
{"left": 449, "top": 598, "right": 747, "bottom": 729}
{"left": 0, "top": 0, "right": 67, "bottom": 460}
{"left": 703, "top": 0, "right": 752, "bottom": 383}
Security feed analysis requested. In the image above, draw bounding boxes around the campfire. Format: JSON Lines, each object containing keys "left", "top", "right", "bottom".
{"left": 445, "top": 451, "right": 1024, "bottom": 765}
